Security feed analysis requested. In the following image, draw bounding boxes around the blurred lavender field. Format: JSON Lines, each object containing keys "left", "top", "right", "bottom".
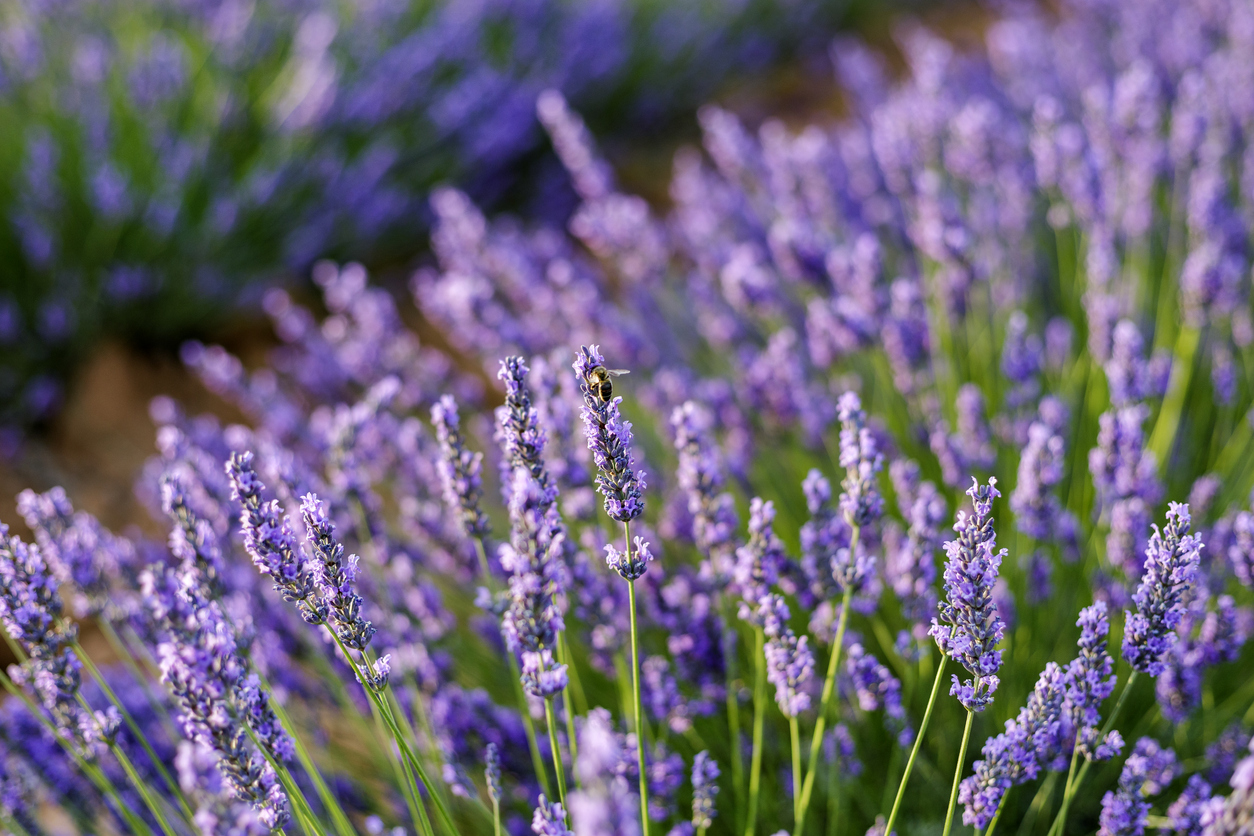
{"left": 1, "top": 0, "right": 1254, "bottom": 835}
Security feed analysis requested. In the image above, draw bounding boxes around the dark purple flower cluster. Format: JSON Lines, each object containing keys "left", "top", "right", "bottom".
{"left": 574, "top": 345, "right": 647, "bottom": 523}
{"left": 1123, "top": 504, "right": 1203, "bottom": 676}
{"left": 930, "top": 478, "right": 1007, "bottom": 711}
{"left": 301, "top": 493, "right": 376, "bottom": 651}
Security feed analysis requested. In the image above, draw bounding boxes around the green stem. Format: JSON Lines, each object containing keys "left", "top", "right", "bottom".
{"left": 556, "top": 634, "right": 581, "bottom": 770}
{"left": 545, "top": 698, "right": 569, "bottom": 813}
{"left": 511, "top": 652, "right": 555, "bottom": 798}
{"left": 725, "top": 607, "right": 746, "bottom": 833}
{"left": 745, "top": 627, "right": 767, "bottom": 836}
{"left": 943, "top": 708, "right": 976, "bottom": 836}
{"left": 796, "top": 584, "right": 856, "bottom": 829}
{"left": 493, "top": 798, "right": 502, "bottom": 836}
{"left": 790, "top": 715, "right": 803, "bottom": 830}
{"left": 883, "top": 652, "right": 947, "bottom": 836}
{"left": 627, "top": 559, "right": 650, "bottom": 836}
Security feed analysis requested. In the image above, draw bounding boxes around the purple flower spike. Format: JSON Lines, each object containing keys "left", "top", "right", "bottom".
{"left": 1122, "top": 504, "right": 1202, "bottom": 676}
{"left": 301, "top": 493, "right": 375, "bottom": 651}
{"left": 672, "top": 401, "right": 738, "bottom": 576}
{"left": 735, "top": 498, "right": 787, "bottom": 624}
{"left": 485, "top": 743, "right": 502, "bottom": 803}
{"left": 227, "top": 452, "right": 327, "bottom": 627}
{"left": 930, "top": 477, "right": 1007, "bottom": 712}
{"left": 1165, "top": 774, "right": 1213, "bottom": 836}
{"left": 573, "top": 345, "right": 646, "bottom": 523}
{"left": 533, "top": 794, "right": 574, "bottom": 836}
{"left": 691, "top": 751, "right": 719, "bottom": 830}
{"left": 837, "top": 392, "right": 884, "bottom": 527}
{"left": 960, "top": 662, "right": 1068, "bottom": 828}
{"left": 760, "top": 594, "right": 814, "bottom": 718}
{"left": 1097, "top": 738, "right": 1178, "bottom": 836}
{"left": 1065, "top": 602, "right": 1122, "bottom": 763}
{"left": 432, "top": 394, "right": 491, "bottom": 539}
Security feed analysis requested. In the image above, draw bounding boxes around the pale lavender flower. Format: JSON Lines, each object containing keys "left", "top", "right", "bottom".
{"left": 691, "top": 751, "right": 719, "bottom": 830}
{"left": 846, "top": 643, "right": 911, "bottom": 746}
{"left": 496, "top": 355, "right": 550, "bottom": 493}
{"left": 1123, "top": 504, "right": 1203, "bottom": 676}
{"left": 569, "top": 709, "right": 641, "bottom": 836}
{"left": 574, "top": 345, "right": 646, "bottom": 523}
{"left": 1202, "top": 734, "right": 1254, "bottom": 835}
{"left": 227, "top": 452, "right": 327, "bottom": 626}
{"left": 885, "top": 462, "right": 946, "bottom": 646}
{"left": 485, "top": 743, "right": 502, "bottom": 803}
{"left": 801, "top": 469, "right": 875, "bottom": 603}
{"left": 432, "top": 394, "right": 491, "bottom": 539}
{"left": 672, "top": 402, "right": 738, "bottom": 578}
{"left": 760, "top": 594, "right": 814, "bottom": 717}
{"left": 930, "top": 477, "right": 1007, "bottom": 711}
{"left": 605, "top": 536, "right": 654, "bottom": 582}
{"left": 1097, "top": 738, "right": 1178, "bottom": 836}
{"left": 1011, "top": 421, "right": 1070, "bottom": 541}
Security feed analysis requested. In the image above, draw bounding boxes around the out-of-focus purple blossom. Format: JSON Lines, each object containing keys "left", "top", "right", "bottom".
{"left": 1167, "top": 774, "right": 1214, "bottom": 836}
{"left": 1011, "top": 421, "right": 1075, "bottom": 544}
{"left": 672, "top": 402, "right": 738, "bottom": 579}
{"left": 845, "top": 642, "right": 911, "bottom": 746}
{"left": 1156, "top": 594, "right": 1252, "bottom": 722}
{"left": 1097, "top": 737, "right": 1178, "bottom": 836}
{"left": 432, "top": 394, "right": 491, "bottom": 539}
{"left": 533, "top": 794, "right": 574, "bottom": 836}
{"left": 735, "top": 498, "right": 788, "bottom": 624}
{"left": 801, "top": 469, "right": 876, "bottom": 609}
{"left": 574, "top": 345, "right": 646, "bottom": 523}
{"left": 930, "top": 478, "right": 1007, "bottom": 711}
{"left": 1089, "top": 404, "right": 1163, "bottom": 590}
{"left": 1205, "top": 725, "right": 1252, "bottom": 786}
{"left": 226, "top": 452, "right": 327, "bottom": 627}
{"left": 760, "top": 594, "right": 814, "bottom": 718}
{"left": 837, "top": 392, "right": 884, "bottom": 528}
{"left": 960, "top": 661, "right": 1068, "bottom": 828}
{"left": 485, "top": 742, "right": 502, "bottom": 803}
{"left": 1202, "top": 730, "right": 1254, "bottom": 835}
{"left": 885, "top": 461, "right": 945, "bottom": 649}
{"left": 569, "top": 709, "right": 641, "bottom": 836}
{"left": 1123, "top": 504, "right": 1203, "bottom": 676}
{"left": 691, "top": 751, "right": 719, "bottom": 831}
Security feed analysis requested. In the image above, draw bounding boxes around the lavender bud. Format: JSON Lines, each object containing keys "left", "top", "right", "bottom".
{"left": 837, "top": 392, "right": 884, "bottom": 527}
{"left": 691, "top": 751, "right": 719, "bottom": 830}
{"left": 760, "top": 594, "right": 814, "bottom": 718}
{"left": 605, "top": 536, "right": 654, "bottom": 582}
{"left": 301, "top": 493, "right": 375, "bottom": 651}
{"left": 533, "top": 794, "right": 574, "bottom": 836}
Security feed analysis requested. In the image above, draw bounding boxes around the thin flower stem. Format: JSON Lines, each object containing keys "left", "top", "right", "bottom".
{"left": 724, "top": 602, "right": 746, "bottom": 833}
{"left": 545, "top": 697, "right": 569, "bottom": 813}
{"left": 625, "top": 526, "right": 651, "bottom": 836}
{"left": 745, "top": 626, "right": 767, "bottom": 836}
{"left": 244, "top": 722, "right": 323, "bottom": 836}
{"left": 790, "top": 715, "right": 803, "bottom": 829}
{"left": 883, "top": 652, "right": 948, "bottom": 836}
{"left": 556, "top": 634, "right": 581, "bottom": 769}
{"left": 100, "top": 620, "right": 185, "bottom": 745}
{"left": 493, "top": 797, "right": 502, "bottom": 836}
{"left": 1047, "top": 670, "right": 1138, "bottom": 836}
{"left": 942, "top": 708, "right": 976, "bottom": 836}
{"left": 71, "top": 639, "right": 196, "bottom": 823}
{"left": 796, "top": 583, "right": 856, "bottom": 830}
{"left": 828, "top": 746, "right": 841, "bottom": 836}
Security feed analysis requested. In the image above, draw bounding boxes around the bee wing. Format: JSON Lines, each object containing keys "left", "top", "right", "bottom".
{"left": 606, "top": 369, "right": 631, "bottom": 376}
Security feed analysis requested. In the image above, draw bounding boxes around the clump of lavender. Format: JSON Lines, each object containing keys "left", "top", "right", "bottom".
{"left": 691, "top": 751, "right": 719, "bottom": 834}
{"left": 573, "top": 345, "right": 646, "bottom": 523}
{"left": 1165, "top": 774, "right": 1213, "bottom": 836}
{"left": 734, "top": 498, "right": 787, "bottom": 623}
{"left": 931, "top": 477, "right": 1007, "bottom": 711}
{"left": 301, "top": 494, "right": 376, "bottom": 652}
{"left": 836, "top": 391, "right": 884, "bottom": 529}
{"left": 845, "top": 643, "right": 912, "bottom": 747}
{"left": 672, "top": 401, "right": 738, "bottom": 578}
{"left": 959, "top": 662, "right": 1068, "bottom": 828}
{"left": 1122, "top": 504, "right": 1203, "bottom": 676}
{"left": 1010, "top": 421, "right": 1072, "bottom": 543}
{"left": 1097, "top": 738, "right": 1178, "bottom": 836}
{"left": 432, "top": 394, "right": 492, "bottom": 540}
{"left": 1065, "top": 603, "right": 1123, "bottom": 762}
{"left": 226, "top": 452, "right": 327, "bottom": 626}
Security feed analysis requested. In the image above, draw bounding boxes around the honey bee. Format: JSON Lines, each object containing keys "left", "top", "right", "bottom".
{"left": 586, "top": 365, "right": 630, "bottom": 404}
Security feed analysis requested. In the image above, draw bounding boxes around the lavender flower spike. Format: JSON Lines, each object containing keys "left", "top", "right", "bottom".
{"left": 691, "top": 751, "right": 719, "bottom": 831}
{"left": 929, "top": 477, "right": 1007, "bottom": 712}
{"left": 1097, "top": 738, "right": 1178, "bottom": 836}
{"left": 432, "top": 394, "right": 491, "bottom": 539}
{"left": 227, "top": 452, "right": 327, "bottom": 627}
{"left": 837, "top": 391, "right": 884, "bottom": 527}
{"left": 1122, "top": 503, "right": 1202, "bottom": 676}
{"left": 301, "top": 493, "right": 376, "bottom": 651}
{"left": 1065, "top": 603, "right": 1123, "bottom": 762}
{"left": 760, "top": 594, "right": 815, "bottom": 718}
{"left": 485, "top": 743, "right": 502, "bottom": 804}
{"left": 574, "top": 345, "right": 646, "bottom": 523}
{"left": 497, "top": 356, "right": 549, "bottom": 487}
